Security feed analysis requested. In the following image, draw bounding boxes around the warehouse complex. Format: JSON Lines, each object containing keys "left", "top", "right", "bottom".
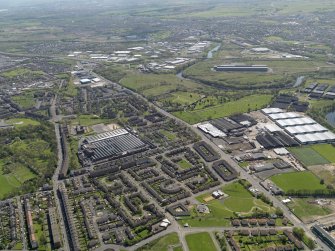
{"left": 262, "top": 108, "right": 335, "bottom": 144}
{"left": 79, "top": 128, "right": 150, "bottom": 163}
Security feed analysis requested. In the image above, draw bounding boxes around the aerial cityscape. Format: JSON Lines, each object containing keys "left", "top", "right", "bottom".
{"left": 1, "top": 0, "right": 335, "bottom": 250}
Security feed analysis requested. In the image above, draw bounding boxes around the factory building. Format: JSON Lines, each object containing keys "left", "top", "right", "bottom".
{"left": 262, "top": 109, "right": 335, "bottom": 145}
{"left": 214, "top": 64, "right": 268, "bottom": 72}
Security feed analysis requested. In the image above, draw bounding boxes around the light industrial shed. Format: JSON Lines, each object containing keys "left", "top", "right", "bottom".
{"left": 276, "top": 117, "right": 316, "bottom": 127}
{"left": 268, "top": 112, "right": 302, "bottom": 121}
{"left": 285, "top": 124, "right": 328, "bottom": 135}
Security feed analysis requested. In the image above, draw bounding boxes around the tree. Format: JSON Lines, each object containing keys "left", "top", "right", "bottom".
{"left": 293, "top": 227, "right": 305, "bottom": 240}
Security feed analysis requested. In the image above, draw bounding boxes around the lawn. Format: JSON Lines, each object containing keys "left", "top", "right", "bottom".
{"left": 6, "top": 118, "right": 41, "bottom": 128}
{"left": 185, "top": 232, "right": 216, "bottom": 251}
{"left": 173, "top": 94, "right": 272, "bottom": 124}
{"left": 270, "top": 171, "right": 327, "bottom": 193}
{"left": 138, "top": 233, "right": 182, "bottom": 251}
{"left": 178, "top": 159, "right": 193, "bottom": 169}
{"left": 179, "top": 182, "right": 274, "bottom": 227}
{"left": 289, "top": 146, "right": 330, "bottom": 166}
{"left": 287, "top": 198, "right": 332, "bottom": 222}
{"left": 160, "top": 129, "right": 177, "bottom": 140}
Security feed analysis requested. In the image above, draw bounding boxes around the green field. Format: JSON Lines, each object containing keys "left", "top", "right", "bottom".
{"left": 185, "top": 232, "right": 216, "bottom": 251}
{"left": 6, "top": 118, "right": 41, "bottom": 128}
{"left": 138, "top": 233, "right": 182, "bottom": 251}
{"left": 163, "top": 92, "right": 202, "bottom": 105}
{"left": 289, "top": 144, "right": 335, "bottom": 166}
{"left": 287, "top": 198, "right": 332, "bottom": 222}
{"left": 120, "top": 73, "right": 202, "bottom": 98}
{"left": 311, "top": 144, "right": 335, "bottom": 163}
{"left": 0, "top": 67, "right": 44, "bottom": 79}
{"left": 270, "top": 171, "right": 327, "bottom": 193}
{"left": 179, "top": 182, "right": 274, "bottom": 227}
{"left": 75, "top": 115, "right": 114, "bottom": 126}
{"left": 0, "top": 160, "right": 36, "bottom": 199}
{"left": 173, "top": 94, "right": 272, "bottom": 124}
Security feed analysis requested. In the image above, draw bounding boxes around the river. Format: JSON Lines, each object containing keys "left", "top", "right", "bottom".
{"left": 207, "top": 44, "right": 221, "bottom": 59}
{"left": 176, "top": 43, "right": 221, "bottom": 80}
{"left": 293, "top": 76, "right": 305, "bottom": 88}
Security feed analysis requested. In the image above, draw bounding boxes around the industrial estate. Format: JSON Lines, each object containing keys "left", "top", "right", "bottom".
{"left": 1, "top": 0, "right": 335, "bottom": 251}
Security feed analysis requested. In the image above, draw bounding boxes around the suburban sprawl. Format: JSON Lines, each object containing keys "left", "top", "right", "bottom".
{"left": 1, "top": 0, "right": 335, "bottom": 251}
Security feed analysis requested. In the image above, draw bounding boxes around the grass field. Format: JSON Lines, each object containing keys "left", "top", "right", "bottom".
{"left": 270, "top": 171, "right": 327, "bottom": 193}
{"left": 309, "top": 166, "right": 335, "bottom": 186}
{"left": 289, "top": 144, "right": 335, "bottom": 166}
{"left": 185, "top": 232, "right": 216, "bottom": 251}
{"left": 173, "top": 94, "right": 272, "bottom": 124}
{"left": 138, "top": 233, "right": 182, "bottom": 251}
{"left": 163, "top": 91, "right": 202, "bottom": 105}
{"left": 75, "top": 115, "right": 114, "bottom": 126}
{"left": 6, "top": 118, "right": 41, "bottom": 128}
{"left": 179, "top": 182, "right": 274, "bottom": 227}
{"left": 287, "top": 198, "right": 332, "bottom": 222}
{"left": 0, "top": 67, "right": 44, "bottom": 79}
{"left": 311, "top": 144, "right": 335, "bottom": 163}
{"left": 120, "top": 73, "right": 202, "bottom": 97}
{"left": 0, "top": 160, "right": 36, "bottom": 199}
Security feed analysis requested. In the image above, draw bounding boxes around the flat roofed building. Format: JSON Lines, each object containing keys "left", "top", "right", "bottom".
{"left": 295, "top": 131, "right": 335, "bottom": 144}
{"left": 262, "top": 108, "right": 284, "bottom": 114}
{"left": 285, "top": 124, "right": 328, "bottom": 135}
{"left": 268, "top": 112, "right": 302, "bottom": 120}
{"left": 214, "top": 64, "right": 268, "bottom": 72}
{"left": 276, "top": 117, "right": 316, "bottom": 127}
{"left": 198, "top": 123, "right": 227, "bottom": 137}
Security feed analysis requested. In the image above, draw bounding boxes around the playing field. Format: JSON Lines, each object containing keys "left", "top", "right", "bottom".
{"left": 0, "top": 161, "right": 36, "bottom": 199}
{"left": 289, "top": 144, "right": 335, "bottom": 166}
{"left": 270, "top": 171, "right": 327, "bottom": 192}
{"left": 179, "top": 182, "right": 274, "bottom": 227}
{"left": 173, "top": 94, "right": 272, "bottom": 124}
{"left": 185, "top": 232, "right": 216, "bottom": 251}
{"left": 6, "top": 118, "right": 40, "bottom": 128}
{"left": 287, "top": 198, "right": 332, "bottom": 222}
{"left": 137, "top": 233, "right": 181, "bottom": 251}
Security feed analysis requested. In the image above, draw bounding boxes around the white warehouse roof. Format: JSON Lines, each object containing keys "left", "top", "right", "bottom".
{"left": 198, "top": 123, "right": 226, "bottom": 137}
{"left": 295, "top": 131, "right": 335, "bottom": 144}
{"left": 265, "top": 124, "right": 282, "bottom": 133}
{"left": 269, "top": 112, "right": 302, "bottom": 120}
{"left": 285, "top": 124, "right": 328, "bottom": 135}
{"left": 261, "top": 108, "right": 284, "bottom": 114}
{"left": 276, "top": 117, "right": 316, "bottom": 127}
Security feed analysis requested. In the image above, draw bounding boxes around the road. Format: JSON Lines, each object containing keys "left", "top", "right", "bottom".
{"left": 92, "top": 71, "right": 331, "bottom": 251}
{"left": 50, "top": 86, "right": 71, "bottom": 251}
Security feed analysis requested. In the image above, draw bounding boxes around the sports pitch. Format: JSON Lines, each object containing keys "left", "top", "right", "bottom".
{"left": 289, "top": 144, "right": 335, "bottom": 166}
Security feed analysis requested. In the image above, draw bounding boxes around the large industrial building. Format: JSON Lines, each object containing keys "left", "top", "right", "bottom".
{"left": 214, "top": 64, "right": 269, "bottom": 72}
{"left": 79, "top": 129, "right": 150, "bottom": 162}
{"left": 262, "top": 109, "right": 335, "bottom": 144}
